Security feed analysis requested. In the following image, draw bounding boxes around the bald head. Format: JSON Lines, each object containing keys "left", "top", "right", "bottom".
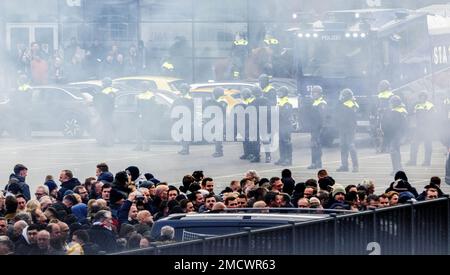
{"left": 13, "top": 221, "right": 28, "bottom": 237}
{"left": 37, "top": 230, "right": 51, "bottom": 250}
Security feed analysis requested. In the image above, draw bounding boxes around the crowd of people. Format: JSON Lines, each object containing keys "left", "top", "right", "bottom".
{"left": 0, "top": 161, "right": 447, "bottom": 255}
{"left": 9, "top": 38, "right": 147, "bottom": 85}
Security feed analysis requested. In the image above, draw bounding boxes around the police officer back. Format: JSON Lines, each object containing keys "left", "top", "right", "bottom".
{"left": 249, "top": 87, "right": 271, "bottom": 163}
{"left": 407, "top": 91, "right": 435, "bottom": 166}
{"left": 336, "top": 88, "right": 359, "bottom": 172}
{"left": 258, "top": 74, "right": 277, "bottom": 106}
{"left": 376, "top": 80, "right": 395, "bottom": 153}
{"left": 94, "top": 77, "right": 117, "bottom": 147}
{"left": 384, "top": 95, "right": 408, "bottom": 175}
{"left": 237, "top": 88, "right": 254, "bottom": 160}
{"left": 231, "top": 32, "right": 249, "bottom": 80}
{"left": 275, "top": 86, "right": 293, "bottom": 166}
{"left": 134, "top": 81, "right": 158, "bottom": 151}
{"left": 171, "top": 83, "right": 194, "bottom": 155}
{"left": 308, "top": 86, "right": 327, "bottom": 169}
{"left": 204, "top": 87, "right": 228, "bottom": 157}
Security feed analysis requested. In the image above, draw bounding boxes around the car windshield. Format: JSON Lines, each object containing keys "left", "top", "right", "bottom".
{"left": 299, "top": 38, "right": 369, "bottom": 78}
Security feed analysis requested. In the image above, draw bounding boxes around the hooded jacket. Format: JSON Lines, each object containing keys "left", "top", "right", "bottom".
{"left": 58, "top": 178, "right": 81, "bottom": 201}
{"left": 6, "top": 174, "right": 31, "bottom": 201}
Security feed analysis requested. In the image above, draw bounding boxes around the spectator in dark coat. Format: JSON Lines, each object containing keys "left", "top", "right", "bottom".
{"left": 57, "top": 170, "right": 81, "bottom": 201}
{"left": 5, "top": 164, "right": 31, "bottom": 201}
{"left": 385, "top": 171, "right": 419, "bottom": 198}
{"left": 87, "top": 210, "right": 118, "bottom": 253}
{"left": 281, "top": 169, "right": 295, "bottom": 196}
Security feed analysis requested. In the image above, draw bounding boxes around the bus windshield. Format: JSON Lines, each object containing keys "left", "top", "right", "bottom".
{"left": 298, "top": 38, "right": 369, "bottom": 78}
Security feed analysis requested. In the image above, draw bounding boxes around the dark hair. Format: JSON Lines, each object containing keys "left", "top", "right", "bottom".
{"left": 204, "top": 193, "right": 216, "bottom": 200}
{"left": 63, "top": 194, "right": 78, "bottom": 206}
{"left": 345, "top": 191, "right": 358, "bottom": 203}
{"left": 72, "top": 229, "right": 90, "bottom": 244}
{"left": 179, "top": 199, "right": 191, "bottom": 210}
{"left": 192, "top": 171, "right": 204, "bottom": 182}
{"left": 430, "top": 177, "right": 441, "bottom": 186}
{"left": 345, "top": 185, "right": 357, "bottom": 194}
{"left": 13, "top": 164, "right": 28, "bottom": 175}
{"left": 168, "top": 185, "right": 180, "bottom": 195}
{"left": 237, "top": 194, "right": 247, "bottom": 200}
{"left": 188, "top": 183, "right": 201, "bottom": 193}
{"left": 305, "top": 179, "right": 318, "bottom": 188}
{"left": 269, "top": 177, "right": 281, "bottom": 185}
{"left": 379, "top": 193, "right": 388, "bottom": 200}
{"left": 281, "top": 169, "right": 292, "bottom": 178}
{"left": 15, "top": 194, "right": 26, "bottom": 201}
{"left": 101, "top": 183, "right": 112, "bottom": 190}
{"left": 367, "top": 194, "right": 379, "bottom": 203}
{"left": 317, "top": 169, "right": 328, "bottom": 178}
{"left": 5, "top": 196, "right": 18, "bottom": 214}
{"left": 62, "top": 170, "right": 73, "bottom": 179}
{"left": 27, "top": 224, "right": 41, "bottom": 232}
{"left": 96, "top": 163, "right": 109, "bottom": 173}
{"left": 201, "top": 177, "right": 213, "bottom": 186}
{"left": 127, "top": 233, "right": 142, "bottom": 249}
{"left": 224, "top": 196, "right": 237, "bottom": 206}
{"left": 114, "top": 171, "right": 128, "bottom": 186}
{"left": 394, "top": 171, "right": 408, "bottom": 182}
{"left": 73, "top": 185, "right": 86, "bottom": 194}
{"left": 357, "top": 191, "right": 367, "bottom": 201}
{"left": 182, "top": 175, "right": 195, "bottom": 188}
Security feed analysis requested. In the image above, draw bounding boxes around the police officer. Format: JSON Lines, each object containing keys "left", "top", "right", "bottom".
{"left": 171, "top": 83, "right": 193, "bottom": 155}
{"left": 406, "top": 91, "right": 435, "bottom": 166}
{"left": 161, "top": 56, "right": 175, "bottom": 77}
{"left": 250, "top": 86, "right": 271, "bottom": 163}
{"left": 308, "top": 86, "right": 327, "bottom": 169}
{"left": 376, "top": 80, "right": 395, "bottom": 153}
{"left": 94, "top": 77, "right": 118, "bottom": 147}
{"left": 13, "top": 74, "right": 33, "bottom": 140}
{"left": 336, "top": 89, "right": 359, "bottom": 172}
{"left": 384, "top": 96, "right": 408, "bottom": 175}
{"left": 134, "top": 81, "right": 157, "bottom": 151}
{"left": 204, "top": 87, "right": 228, "bottom": 157}
{"left": 275, "top": 86, "right": 293, "bottom": 166}
{"left": 237, "top": 88, "right": 254, "bottom": 161}
{"left": 231, "top": 32, "right": 249, "bottom": 80}
{"left": 258, "top": 74, "right": 277, "bottom": 106}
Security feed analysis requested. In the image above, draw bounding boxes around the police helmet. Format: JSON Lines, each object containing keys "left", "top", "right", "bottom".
{"left": 102, "top": 77, "right": 113, "bottom": 87}
{"left": 339, "top": 88, "right": 354, "bottom": 101}
{"left": 18, "top": 74, "right": 28, "bottom": 84}
{"left": 277, "top": 86, "right": 289, "bottom": 98}
{"left": 311, "top": 85, "right": 323, "bottom": 95}
{"left": 179, "top": 83, "right": 190, "bottom": 95}
{"left": 241, "top": 88, "right": 252, "bottom": 99}
{"left": 252, "top": 86, "right": 263, "bottom": 98}
{"left": 213, "top": 87, "right": 225, "bottom": 99}
{"left": 378, "top": 80, "right": 391, "bottom": 92}
{"left": 258, "top": 74, "right": 270, "bottom": 84}
{"left": 418, "top": 91, "right": 428, "bottom": 101}
{"left": 389, "top": 95, "right": 402, "bottom": 108}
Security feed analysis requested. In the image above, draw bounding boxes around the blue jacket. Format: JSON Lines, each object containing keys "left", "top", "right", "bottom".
{"left": 7, "top": 174, "right": 31, "bottom": 201}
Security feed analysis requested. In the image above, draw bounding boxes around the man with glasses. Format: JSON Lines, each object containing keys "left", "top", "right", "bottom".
{"left": 34, "top": 185, "right": 49, "bottom": 201}
{"left": 74, "top": 185, "right": 89, "bottom": 204}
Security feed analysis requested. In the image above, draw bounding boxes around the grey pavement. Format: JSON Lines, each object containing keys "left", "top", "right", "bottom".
{"left": 0, "top": 133, "right": 447, "bottom": 196}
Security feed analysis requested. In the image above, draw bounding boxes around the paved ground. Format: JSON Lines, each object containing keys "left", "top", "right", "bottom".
{"left": 0, "top": 133, "right": 448, "bottom": 195}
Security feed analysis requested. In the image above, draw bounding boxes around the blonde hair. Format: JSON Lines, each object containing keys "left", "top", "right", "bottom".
{"left": 26, "top": 199, "right": 41, "bottom": 213}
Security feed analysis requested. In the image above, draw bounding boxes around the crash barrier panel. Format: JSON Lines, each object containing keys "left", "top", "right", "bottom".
{"left": 111, "top": 197, "right": 450, "bottom": 255}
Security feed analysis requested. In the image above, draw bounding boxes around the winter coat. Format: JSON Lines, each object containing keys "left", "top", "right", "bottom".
{"left": 6, "top": 174, "right": 31, "bottom": 201}
{"left": 88, "top": 224, "right": 118, "bottom": 253}
{"left": 58, "top": 177, "right": 81, "bottom": 201}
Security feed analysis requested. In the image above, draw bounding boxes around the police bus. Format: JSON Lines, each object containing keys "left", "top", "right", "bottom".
{"left": 293, "top": 5, "right": 450, "bottom": 143}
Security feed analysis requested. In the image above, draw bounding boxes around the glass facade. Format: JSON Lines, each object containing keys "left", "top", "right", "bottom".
{"left": 2, "top": 0, "right": 450, "bottom": 82}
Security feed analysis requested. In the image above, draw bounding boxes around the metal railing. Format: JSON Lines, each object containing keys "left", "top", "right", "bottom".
{"left": 111, "top": 198, "right": 450, "bottom": 255}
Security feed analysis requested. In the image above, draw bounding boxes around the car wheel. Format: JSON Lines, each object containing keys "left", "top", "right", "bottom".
{"left": 62, "top": 115, "right": 83, "bottom": 138}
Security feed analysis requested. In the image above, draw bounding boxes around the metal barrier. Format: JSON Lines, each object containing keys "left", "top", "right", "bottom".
{"left": 111, "top": 198, "right": 450, "bottom": 255}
